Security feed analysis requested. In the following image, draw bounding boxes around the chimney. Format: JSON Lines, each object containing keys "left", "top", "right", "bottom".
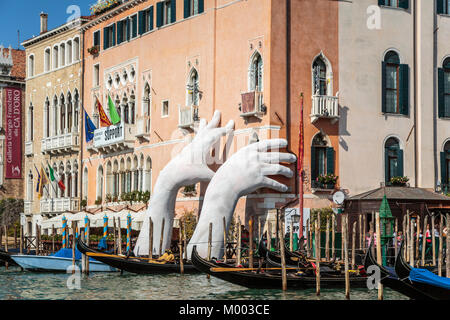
{"left": 40, "top": 12, "right": 48, "bottom": 34}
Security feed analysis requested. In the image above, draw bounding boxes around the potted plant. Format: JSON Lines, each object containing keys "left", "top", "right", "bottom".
{"left": 182, "top": 185, "right": 197, "bottom": 197}
{"left": 87, "top": 45, "right": 100, "bottom": 56}
{"left": 390, "top": 176, "right": 409, "bottom": 187}
{"left": 95, "top": 196, "right": 102, "bottom": 205}
{"left": 80, "top": 198, "right": 87, "bottom": 209}
{"left": 316, "top": 173, "right": 338, "bottom": 189}
{"left": 90, "top": 0, "right": 122, "bottom": 16}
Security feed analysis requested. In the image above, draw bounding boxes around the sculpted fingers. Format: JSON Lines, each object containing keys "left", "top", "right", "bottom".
{"left": 262, "top": 177, "right": 289, "bottom": 193}
{"left": 261, "top": 164, "right": 294, "bottom": 178}
{"left": 206, "top": 110, "right": 221, "bottom": 129}
{"left": 253, "top": 139, "right": 288, "bottom": 152}
{"left": 198, "top": 118, "right": 207, "bottom": 131}
{"left": 259, "top": 152, "right": 296, "bottom": 164}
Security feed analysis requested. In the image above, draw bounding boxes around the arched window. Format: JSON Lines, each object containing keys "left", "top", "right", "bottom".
{"left": 249, "top": 52, "right": 263, "bottom": 92}
{"left": 67, "top": 92, "right": 73, "bottom": 133}
{"left": 74, "top": 90, "right": 80, "bottom": 132}
{"left": 97, "top": 166, "right": 104, "bottom": 200}
{"left": 120, "top": 158, "right": 126, "bottom": 195}
{"left": 27, "top": 171, "right": 33, "bottom": 201}
{"left": 313, "top": 57, "right": 327, "bottom": 96}
{"left": 438, "top": 57, "right": 450, "bottom": 118}
{"left": 60, "top": 94, "right": 65, "bottom": 134}
{"left": 60, "top": 43, "right": 65, "bottom": 67}
{"left": 126, "top": 157, "right": 132, "bottom": 193}
{"left": 73, "top": 37, "right": 80, "bottom": 61}
{"left": 66, "top": 162, "right": 72, "bottom": 198}
{"left": 129, "top": 93, "right": 135, "bottom": 125}
{"left": 28, "top": 55, "right": 34, "bottom": 77}
{"left": 28, "top": 103, "right": 34, "bottom": 141}
{"left": 133, "top": 156, "right": 139, "bottom": 191}
{"left": 187, "top": 69, "right": 200, "bottom": 106}
{"left": 441, "top": 141, "right": 450, "bottom": 189}
{"left": 66, "top": 40, "right": 72, "bottom": 65}
{"left": 123, "top": 96, "right": 129, "bottom": 124}
{"left": 83, "top": 167, "right": 88, "bottom": 199}
{"left": 53, "top": 46, "right": 59, "bottom": 69}
{"left": 44, "top": 98, "right": 50, "bottom": 137}
{"left": 385, "top": 137, "right": 404, "bottom": 183}
{"left": 44, "top": 48, "right": 50, "bottom": 72}
{"left": 143, "top": 83, "right": 151, "bottom": 116}
{"left": 311, "top": 132, "right": 335, "bottom": 188}
{"left": 382, "top": 50, "right": 409, "bottom": 115}
{"left": 53, "top": 95, "right": 58, "bottom": 136}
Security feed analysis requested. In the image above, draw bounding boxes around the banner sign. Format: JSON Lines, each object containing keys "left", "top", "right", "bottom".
{"left": 4, "top": 87, "right": 22, "bottom": 179}
{"left": 93, "top": 123, "right": 124, "bottom": 148}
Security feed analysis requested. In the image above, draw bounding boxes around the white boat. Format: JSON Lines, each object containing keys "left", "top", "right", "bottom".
{"left": 10, "top": 248, "right": 117, "bottom": 272}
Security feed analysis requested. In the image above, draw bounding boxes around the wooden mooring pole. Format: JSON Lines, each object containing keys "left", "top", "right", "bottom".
{"left": 325, "top": 217, "right": 330, "bottom": 261}
{"left": 331, "top": 214, "right": 335, "bottom": 261}
{"left": 236, "top": 217, "right": 242, "bottom": 267}
{"left": 179, "top": 221, "right": 184, "bottom": 274}
{"left": 352, "top": 221, "right": 356, "bottom": 270}
{"left": 431, "top": 215, "right": 436, "bottom": 266}
{"left": 207, "top": 222, "right": 212, "bottom": 280}
{"left": 421, "top": 216, "right": 428, "bottom": 267}
{"left": 159, "top": 218, "right": 165, "bottom": 257}
{"left": 446, "top": 214, "right": 450, "bottom": 279}
{"left": 72, "top": 222, "right": 76, "bottom": 274}
{"left": 149, "top": 217, "right": 153, "bottom": 259}
{"left": 394, "top": 218, "right": 398, "bottom": 259}
{"left": 249, "top": 216, "right": 254, "bottom": 269}
{"left": 415, "top": 216, "right": 420, "bottom": 266}
{"left": 223, "top": 216, "right": 227, "bottom": 263}
{"left": 113, "top": 218, "right": 117, "bottom": 255}
{"left": 344, "top": 215, "right": 350, "bottom": 300}
{"left": 375, "top": 212, "right": 383, "bottom": 300}
{"left": 438, "top": 215, "right": 443, "bottom": 277}
{"left": 19, "top": 223, "right": 23, "bottom": 254}
{"left": 315, "top": 218, "right": 321, "bottom": 296}
{"left": 117, "top": 218, "right": 122, "bottom": 255}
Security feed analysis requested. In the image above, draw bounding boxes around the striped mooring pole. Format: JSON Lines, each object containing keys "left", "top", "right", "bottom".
{"left": 126, "top": 213, "right": 131, "bottom": 254}
{"left": 103, "top": 214, "right": 108, "bottom": 240}
{"left": 84, "top": 215, "right": 89, "bottom": 241}
{"left": 62, "top": 216, "right": 67, "bottom": 249}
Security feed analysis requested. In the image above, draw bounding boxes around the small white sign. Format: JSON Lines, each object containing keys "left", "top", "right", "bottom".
{"left": 93, "top": 124, "right": 124, "bottom": 148}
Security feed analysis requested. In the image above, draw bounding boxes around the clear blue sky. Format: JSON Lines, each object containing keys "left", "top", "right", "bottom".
{"left": 0, "top": 0, "right": 95, "bottom": 50}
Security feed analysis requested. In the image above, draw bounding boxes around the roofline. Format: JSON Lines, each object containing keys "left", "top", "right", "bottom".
{"left": 21, "top": 17, "right": 91, "bottom": 47}
{"left": 81, "top": 0, "right": 147, "bottom": 31}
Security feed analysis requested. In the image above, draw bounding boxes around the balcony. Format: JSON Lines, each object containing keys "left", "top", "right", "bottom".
{"left": 24, "top": 200, "right": 32, "bottom": 214}
{"left": 40, "top": 198, "right": 80, "bottom": 213}
{"left": 25, "top": 141, "right": 33, "bottom": 156}
{"left": 135, "top": 117, "right": 150, "bottom": 141}
{"left": 178, "top": 105, "right": 199, "bottom": 129}
{"left": 41, "top": 132, "right": 80, "bottom": 155}
{"left": 92, "top": 123, "right": 135, "bottom": 153}
{"left": 310, "top": 95, "right": 339, "bottom": 124}
{"left": 240, "top": 91, "right": 266, "bottom": 118}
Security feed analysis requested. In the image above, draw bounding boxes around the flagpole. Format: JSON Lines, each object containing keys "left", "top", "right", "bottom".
{"left": 34, "top": 164, "right": 49, "bottom": 195}
{"left": 41, "top": 161, "right": 58, "bottom": 196}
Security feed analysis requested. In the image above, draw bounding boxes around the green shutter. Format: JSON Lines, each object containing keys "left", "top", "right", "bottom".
{"left": 103, "top": 27, "right": 108, "bottom": 50}
{"left": 437, "top": 0, "right": 444, "bottom": 14}
{"left": 184, "top": 0, "right": 190, "bottom": 18}
{"left": 438, "top": 68, "right": 445, "bottom": 118}
{"left": 126, "top": 18, "right": 130, "bottom": 41}
{"left": 171, "top": 0, "right": 177, "bottom": 23}
{"left": 149, "top": 6, "right": 154, "bottom": 30}
{"left": 132, "top": 15, "right": 138, "bottom": 38}
{"left": 326, "top": 148, "right": 335, "bottom": 175}
{"left": 385, "top": 149, "right": 390, "bottom": 183}
{"left": 378, "top": 0, "right": 385, "bottom": 6}
{"left": 399, "top": 64, "right": 409, "bottom": 115}
{"left": 199, "top": 0, "right": 204, "bottom": 13}
{"left": 382, "top": 61, "right": 387, "bottom": 113}
{"left": 139, "top": 10, "right": 145, "bottom": 35}
{"left": 311, "top": 146, "right": 317, "bottom": 182}
{"left": 117, "top": 22, "right": 123, "bottom": 44}
{"left": 112, "top": 24, "right": 116, "bottom": 46}
{"left": 399, "top": 0, "right": 409, "bottom": 9}
{"left": 157, "top": 2, "right": 163, "bottom": 27}
{"left": 441, "top": 152, "right": 448, "bottom": 185}
{"left": 398, "top": 149, "right": 404, "bottom": 177}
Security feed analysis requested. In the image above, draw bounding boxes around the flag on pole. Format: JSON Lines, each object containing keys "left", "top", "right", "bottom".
{"left": 107, "top": 95, "right": 121, "bottom": 125}
{"left": 84, "top": 109, "right": 97, "bottom": 143}
{"left": 48, "top": 164, "right": 65, "bottom": 192}
{"left": 34, "top": 165, "right": 41, "bottom": 196}
{"left": 38, "top": 167, "right": 48, "bottom": 199}
{"left": 96, "top": 97, "right": 112, "bottom": 127}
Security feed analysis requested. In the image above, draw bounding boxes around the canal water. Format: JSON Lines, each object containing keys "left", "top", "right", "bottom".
{"left": 0, "top": 266, "right": 408, "bottom": 300}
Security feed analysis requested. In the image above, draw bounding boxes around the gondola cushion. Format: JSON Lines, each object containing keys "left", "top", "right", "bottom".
{"left": 409, "top": 268, "right": 450, "bottom": 290}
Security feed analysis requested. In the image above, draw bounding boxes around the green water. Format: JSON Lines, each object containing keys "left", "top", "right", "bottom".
{"left": 0, "top": 267, "right": 408, "bottom": 300}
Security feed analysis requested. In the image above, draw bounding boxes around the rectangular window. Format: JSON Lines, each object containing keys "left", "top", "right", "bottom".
{"left": 386, "top": 64, "right": 399, "bottom": 113}
{"left": 184, "top": 0, "right": 203, "bottom": 18}
{"left": 379, "top": 0, "right": 408, "bottom": 9}
{"left": 445, "top": 70, "right": 450, "bottom": 116}
{"left": 139, "top": 7, "right": 153, "bottom": 34}
{"left": 130, "top": 14, "right": 138, "bottom": 38}
{"left": 162, "top": 100, "right": 169, "bottom": 117}
{"left": 103, "top": 25, "right": 115, "bottom": 49}
{"left": 93, "top": 30, "right": 101, "bottom": 47}
{"left": 94, "top": 64, "right": 100, "bottom": 87}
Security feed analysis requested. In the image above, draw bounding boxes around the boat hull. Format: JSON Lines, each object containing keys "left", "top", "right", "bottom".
{"left": 10, "top": 255, "right": 117, "bottom": 272}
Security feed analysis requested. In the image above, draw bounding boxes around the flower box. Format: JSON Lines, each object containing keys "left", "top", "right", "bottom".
{"left": 389, "top": 176, "right": 409, "bottom": 187}
{"left": 87, "top": 45, "right": 100, "bottom": 56}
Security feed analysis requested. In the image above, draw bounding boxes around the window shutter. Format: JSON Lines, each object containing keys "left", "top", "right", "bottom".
{"left": 399, "top": 64, "right": 409, "bottom": 115}
{"left": 157, "top": 2, "right": 163, "bottom": 27}
{"left": 437, "top": 0, "right": 444, "bottom": 14}
{"left": 117, "top": 22, "right": 123, "bottom": 44}
{"left": 112, "top": 24, "right": 116, "bottom": 46}
{"left": 184, "top": 0, "right": 191, "bottom": 18}
{"left": 397, "top": 149, "right": 404, "bottom": 177}
{"left": 385, "top": 149, "right": 390, "bottom": 183}
{"left": 199, "top": 0, "right": 204, "bottom": 13}
{"left": 378, "top": 0, "right": 385, "bottom": 6}
{"left": 381, "top": 61, "right": 387, "bottom": 113}
{"left": 171, "top": 0, "right": 177, "bottom": 23}
{"left": 438, "top": 68, "right": 445, "bottom": 118}
{"left": 103, "top": 27, "right": 108, "bottom": 50}
{"left": 132, "top": 15, "right": 138, "bottom": 38}
{"left": 311, "top": 146, "right": 317, "bottom": 182}
{"left": 149, "top": 6, "right": 154, "bottom": 30}
{"left": 126, "top": 18, "right": 130, "bottom": 41}
{"left": 139, "top": 11, "right": 145, "bottom": 35}
{"left": 399, "top": 0, "right": 409, "bottom": 9}
{"left": 441, "top": 152, "right": 448, "bottom": 185}
{"left": 326, "top": 147, "right": 335, "bottom": 175}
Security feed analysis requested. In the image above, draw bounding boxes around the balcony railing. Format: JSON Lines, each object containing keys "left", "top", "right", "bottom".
{"left": 310, "top": 95, "right": 339, "bottom": 123}
{"left": 135, "top": 117, "right": 150, "bottom": 140}
{"left": 41, "top": 132, "right": 80, "bottom": 154}
{"left": 240, "top": 91, "right": 265, "bottom": 118}
{"left": 92, "top": 123, "right": 135, "bottom": 153}
{"left": 40, "top": 198, "right": 79, "bottom": 213}
{"left": 25, "top": 141, "right": 33, "bottom": 156}
{"left": 179, "top": 105, "right": 198, "bottom": 129}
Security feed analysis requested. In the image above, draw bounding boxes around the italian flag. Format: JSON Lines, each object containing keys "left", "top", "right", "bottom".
{"left": 48, "top": 164, "right": 66, "bottom": 192}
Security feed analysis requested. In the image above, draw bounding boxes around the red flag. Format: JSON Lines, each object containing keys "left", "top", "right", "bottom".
{"left": 96, "top": 97, "right": 112, "bottom": 127}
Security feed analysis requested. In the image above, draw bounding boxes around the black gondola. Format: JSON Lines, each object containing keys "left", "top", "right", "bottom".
{"left": 77, "top": 237, "right": 200, "bottom": 274}
{"left": 363, "top": 241, "right": 431, "bottom": 300}
{"left": 394, "top": 242, "right": 450, "bottom": 300}
{"left": 0, "top": 248, "right": 35, "bottom": 267}
{"left": 191, "top": 245, "right": 368, "bottom": 289}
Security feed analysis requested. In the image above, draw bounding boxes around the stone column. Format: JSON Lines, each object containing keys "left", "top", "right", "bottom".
{"left": 52, "top": 105, "right": 57, "bottom": 136}
{"left": 71, "top": 99, "right": 76, "bottom": 134}
{"left": 64, "top": 102, "right": 68, "bottom": 134}
{"left": 71, "top": 170, "right": 76, "bottom": 198}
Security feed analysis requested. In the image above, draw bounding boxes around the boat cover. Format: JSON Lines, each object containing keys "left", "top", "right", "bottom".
{"left": 384, "top": 266, "right": 398, "bottom": 279}
{"left": 409, "top": 268, "right": 450, "bottom": 290}
{"left": 50, "top": 248, "right": 82, "bottom": 260}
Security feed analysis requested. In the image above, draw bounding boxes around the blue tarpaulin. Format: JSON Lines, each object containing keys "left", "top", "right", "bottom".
{"left": 50, "top": 248, "right": 82, "bottom": 260}
{"left": 409, "top": 268, "right": 450, "bottom": 290}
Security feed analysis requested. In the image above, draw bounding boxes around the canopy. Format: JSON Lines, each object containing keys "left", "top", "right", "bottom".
{"left": 409, "top": 268, "right": 450, "bottom": 290}
{"left": 40, "top": 212, "right": 96, "bottom": 230}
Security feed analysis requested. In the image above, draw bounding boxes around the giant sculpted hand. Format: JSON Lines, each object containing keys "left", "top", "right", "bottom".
{"left": 134, "top": 111, "right": 234, "bottom": 256}
{"left": 187, "top": 139, "right": 296, "bottom": 259}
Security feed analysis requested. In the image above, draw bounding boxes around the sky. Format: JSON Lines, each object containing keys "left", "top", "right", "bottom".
{"left": 0, "top": 0, "right": 95, "bottom": 50}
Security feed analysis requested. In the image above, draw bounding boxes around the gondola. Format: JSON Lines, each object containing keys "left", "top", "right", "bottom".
{"left": 394, "top": 242, "right": 450, "bottom": 300}
{"left": 77, "top": 237, "right": 200, "bottom": 274}
{"left": 191, "top": 245, "right": 368, "bottom": 289}
{"left": 363, "top": 241, "right": 431, "bottom": 300}
{"left": 258, "top": 236, "right": 309, "bottom": 267}
{"left": 0, "top": 249, "right": 19, "bottom": 267}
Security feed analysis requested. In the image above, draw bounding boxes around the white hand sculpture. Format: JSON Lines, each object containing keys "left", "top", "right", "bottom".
{"left": 134, "top": 111, "right": 234, "bottom": 256}
{"left": 187, "top": 139, "right": 296, "bottom": 259}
